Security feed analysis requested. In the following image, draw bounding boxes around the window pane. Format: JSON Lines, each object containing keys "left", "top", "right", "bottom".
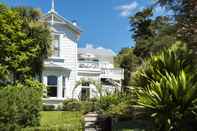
{"left": 47, "top": 86, "right": 57, "bottom": 97}
{"left": 82, "top": 82, "right": 89, "bottom": 86}
{"left": 52, "top": 35, "right": 59, "bottom": 57}
{"left": 47, "top": 76, "right": 57, "bottom": 85}
{"left": 81, "top": 88, "right": 90, "bottom": 101}
{"left": 101, "top": 78, "right": 112, "bottom": 85}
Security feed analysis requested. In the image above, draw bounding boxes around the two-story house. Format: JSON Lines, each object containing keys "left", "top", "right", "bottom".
{"left": 40, "top": 1, "right": 124, "bottom": 105}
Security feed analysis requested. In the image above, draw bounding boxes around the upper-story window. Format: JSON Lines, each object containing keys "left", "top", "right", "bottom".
{"left": 52, "top": 35, "right": 60, "bottom": 57}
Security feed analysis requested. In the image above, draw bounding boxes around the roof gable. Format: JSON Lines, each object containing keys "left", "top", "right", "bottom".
{"left": 40, "top": 12, "right": 81, "bottom": 34}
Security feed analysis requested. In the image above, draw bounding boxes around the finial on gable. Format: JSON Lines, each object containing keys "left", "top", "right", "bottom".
{"left": 51, "top": 0, "right": 55, "bottom": 12}
{"left": 49, "top": 0, "right": 57, "bottom": 13}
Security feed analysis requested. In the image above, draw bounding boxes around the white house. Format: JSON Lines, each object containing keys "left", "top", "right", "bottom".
{"left": 40, "top": 1, "right": 124, "bottom": 105}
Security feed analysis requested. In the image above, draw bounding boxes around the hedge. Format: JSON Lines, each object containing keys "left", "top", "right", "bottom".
{"left": 0, "top": 79, "right": 44, "bottom": 131}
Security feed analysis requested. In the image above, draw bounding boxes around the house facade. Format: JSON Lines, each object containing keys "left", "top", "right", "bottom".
{"left": 41, "top": 2, "right": 124, "bottom": 105}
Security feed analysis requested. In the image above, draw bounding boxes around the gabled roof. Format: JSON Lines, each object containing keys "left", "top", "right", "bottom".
{"left": 78, "top": 47, "right": 115, "bottom": 63}
{"left": 40, "top": 11, "right": 81, "bottom": 34}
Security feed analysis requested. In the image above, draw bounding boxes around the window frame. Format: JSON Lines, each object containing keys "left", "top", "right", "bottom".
{"left": 51, "top": 34, "right": 60, "bottom": 57}
{"left": 47, "top": 75, "right": 58, "bottom": 97}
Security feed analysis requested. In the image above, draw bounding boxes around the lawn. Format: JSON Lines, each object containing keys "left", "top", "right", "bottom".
{"left": 23, "top": 111, "right": 83, "bottom": 131}
{"left": 40, "top": 111, "right": 82, "bottom": 127}
{"left": 24, "top": 111, "right": 146, "bottom": 131}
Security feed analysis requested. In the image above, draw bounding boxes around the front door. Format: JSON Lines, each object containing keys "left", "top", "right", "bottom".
{"left": 81, "top": 88, "right": 90, "bottom": 101}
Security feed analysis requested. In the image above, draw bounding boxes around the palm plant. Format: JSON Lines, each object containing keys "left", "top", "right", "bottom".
{"left": 132, "top": 42, "right": 197, "bottom": 130}
{"left": 132, "top": 41, "right": 194, "bottom": 88}
{"left": 13, "top": 7, "right": 52, "bottom": 79}
{"left": 137, "top": 71, "right": 197, "bottom": 130}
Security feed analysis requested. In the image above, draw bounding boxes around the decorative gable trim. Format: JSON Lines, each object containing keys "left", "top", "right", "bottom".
{"left": 40, "top": 12, "right": 81, "bottom": 35}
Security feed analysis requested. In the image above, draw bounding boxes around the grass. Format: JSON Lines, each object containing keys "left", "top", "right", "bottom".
{"left": 24, "top": 111, "right": 146, "bottom": 131}
{"left": 40, "top": 111, "right": 82, "bottom": 127}
{"left": 23, "top": 111, "right": 83, "bottom": 131}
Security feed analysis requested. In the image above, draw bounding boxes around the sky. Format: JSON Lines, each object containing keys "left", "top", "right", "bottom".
{"left": 0, "top": 0, "right": 164, "bottom": 53}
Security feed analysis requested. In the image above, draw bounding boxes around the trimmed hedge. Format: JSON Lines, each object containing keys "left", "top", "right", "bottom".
{"left": 62, "top": 99, "right": 96, "bottom": 114}
{"left": 43, "top": 105, "right": 56, "bottom": 111}
{"left": 62, "top": 99, "right": 81, "bottom": 111}
{"left": 0, "top": 79, "right": 44, "bottom": 131}
{"left": 22, "top": 125, "right": 82, "bottom": 131}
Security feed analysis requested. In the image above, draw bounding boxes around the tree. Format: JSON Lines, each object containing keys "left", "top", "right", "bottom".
{"left": 129, "top": 8, "right": 177, "bottom": 58}
{"left": 0, "top": 4, "right": 51, "bottom": 83}
{"left": 156, "top": 0, "right": 197, "bottom": 52}
{"left": 114, "top": 48, "right": 140, "bottom": 90}
{"left": 133, "top": 42, "right": 197, "bottom": 130}
{"left": 0, "top": 4, "right": 50, "bottom": 130}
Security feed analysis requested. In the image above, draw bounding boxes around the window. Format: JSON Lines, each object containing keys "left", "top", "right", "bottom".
{"left": 62, "top": 76, "right": 65, "bottom": 97}
{"left": 52, "top": 35, "right": 60, "bottom": 57}
{"left": 101, "top": 78, "right": 112, "bottom": 85}
{"left": 82, "top": 82, "right": 89, "bottom": 86}
{"left": 47, "top": 76, "right": 57, "bottom": 97}
{"left": 81, "top": 88, "right": 90, "bottom": 101}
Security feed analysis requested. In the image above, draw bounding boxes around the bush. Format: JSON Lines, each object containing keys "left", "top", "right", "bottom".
{"left": 43, "top": 105, "right": 56, "bottom": 111}
{"left": 62, "top": 99, "right": 81, "bottom": 111}
{"left": 22, "top": 125, "right": 82, "bottom": 131}
{"left": 0, "top": 79, "right": 44, "bottom": 131}
{"left": 81, "top": 101, "right": 96, "bottom": 114}
{"left": 96, "top": 94, "right": 120, "bottom": 113}
{"left": 133, "top": 43, "right": 197, "bottom": 130}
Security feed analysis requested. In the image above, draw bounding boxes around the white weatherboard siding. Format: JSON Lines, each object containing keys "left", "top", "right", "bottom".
{"left": 41, "top": 7, "right": 124, "bottom": 105}
{"left": 60, "top": 33, "right": 78, "bottom": 98}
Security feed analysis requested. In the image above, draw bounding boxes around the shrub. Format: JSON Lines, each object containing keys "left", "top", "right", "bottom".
{"left": 131, "top": 41, "right": 194, "bottom": 89}
{"left": 22, "top": 125, "right": 82, "bottom": 131}
{"left": 62, "top": 99, "right": 81, "bottom": 111}
{"left": 0, "top": 79, "right": 44, "bottom": 131}
{"left": 96, "top": 94, "right": 120, "bottom": 113}
{"left": 43, "top": 105, "right": 56, "bottom": 111}
{"left": 81, "top": 101, "right": 96, "bottom": 114}
{"left": 133, "top": 42, "right": 197, "bottom": 130}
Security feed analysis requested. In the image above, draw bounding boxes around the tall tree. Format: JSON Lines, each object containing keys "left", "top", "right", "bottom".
{"left": 129, "top": 8, "right": 177, "bottom": 58}
{"left": 156, "top": 0, "right": 197, "bottom": 52}
{"left": 114, "top": 48, "right": 140, "bottom": 90}
{"left": 0, "top": 4, "right": 51, "bottom": 83}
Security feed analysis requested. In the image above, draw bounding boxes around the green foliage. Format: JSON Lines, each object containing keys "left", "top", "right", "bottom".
{"left": 97, "top": 94, "right": 120, "bottom": 112}
{"left": 156, "top": 0, "right": 197, "bottom": 52}
{"left": 43, "top": 105, "right": 56, "bottom": 111}
{"left": 62, "top": 99, "right": 97, "bottom": 114}
{"left": 63, "top": 99, "right": 82, "bottom": 111}
{"left": 129, "top": 8, "right": 176, "bottom": 58}
{"left": 80, "top": 101, "right": 96, "bottom": 114}
{"left": 137, "top": 71, "right": 197, "bottom": 130}
{"left": 23, "top": 111, "right": 83, "bottom": 131}
{"left": 96, "top": 93, "right": 135, "bottom": 117}
{"left": 114, "top": 48, "right": 141, "bottom": 89}
{"left": 0, "top": 79, "right": 45, "bottom": 131}
{"left": 13, "top": 6, "right": 41, "bottom": 20}
{"left": 132, "top": 41, "right": 194, "bottom": 88}
{"left": 0, "top": 64, "right": 9, "bottom": 84}
{"left": 23, "top": 126, "right": 82, "bottom": 131}
{"left": 0, "top": 4, "right": 51, "bottom": 82}
{"left": 133, "top": 42, "right": 197, "bottom": 130}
